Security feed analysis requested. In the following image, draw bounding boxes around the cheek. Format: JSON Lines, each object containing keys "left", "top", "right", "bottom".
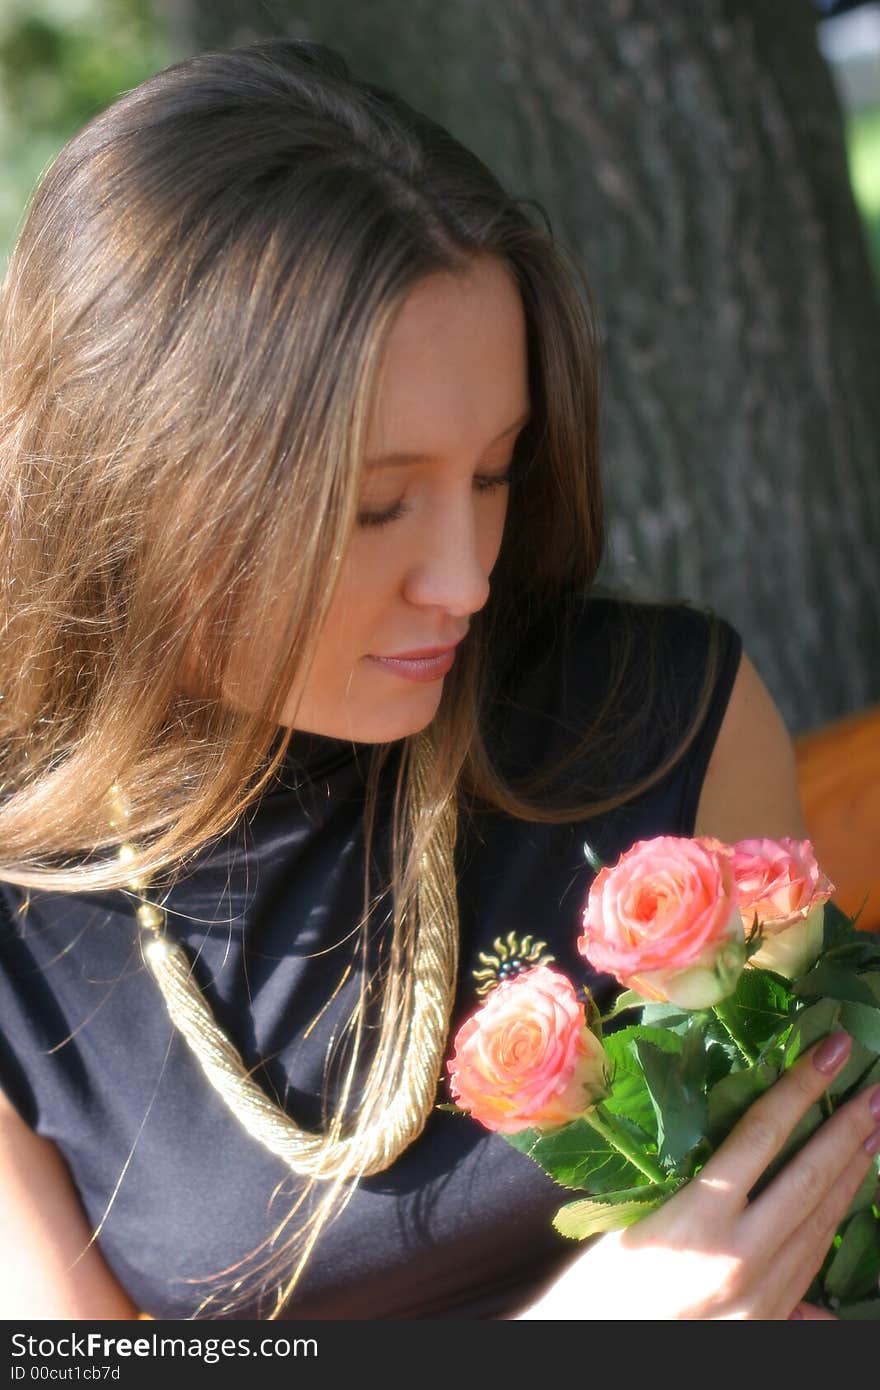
{"left": 312, "top": 544, "right": 390, "bottom": 662}
{"left": 316, "top": 488, "right": 510, "bottom": 640}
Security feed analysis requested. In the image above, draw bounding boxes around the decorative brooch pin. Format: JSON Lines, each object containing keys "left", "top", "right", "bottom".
{"left": 471, "top": 930, "right": 556, "bottom": 997}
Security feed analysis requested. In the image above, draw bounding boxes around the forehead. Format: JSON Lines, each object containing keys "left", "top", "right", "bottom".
{"left": 366, "top": 258, "right": 530, "bottom": 458}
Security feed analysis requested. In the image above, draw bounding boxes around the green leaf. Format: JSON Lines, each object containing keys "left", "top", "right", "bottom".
{"left": 610, "top": 1024, "right": 683, "bottom": 1054}
{"left": 744, "top": 916, "right": 765, "bottom": 960}
{"left": 679, "top": 1016, "right": 711, "bottom": 1090}
{"left": 782, "top": 998, "right": 842, "bottom": 1064}
{"left": 834, "top": 1300, "right": 880, "bottom": 1320}
{"left": 599, "top": 989, "right": 647, "bottom": 1023}
{"left": 703, "top": 1016, "right": 745, "bottom": 1073}
{"left": 824, "top": 1211, "right": 880, "bottom": 1302}
{"left": 731, "top": 968, "right": 795, "bottom": 1050}
{"left": 823, "top": 929, "right": 880, "bottom": 973}
{"left": 846, "top": 1055, "right": 880, "bottom": 1097}
{"left": 794, "top": 963, "right": 880, "bottom": 1007}
{"left": 634, "top": 1038, "right": 708, "bottom": 1168}
{"left": 823, "top": 899, "right": 860, "bottom": 948}
{"left": 711, "top": 970, "right": 796, "bottom": 1067}
{"left": 503, "top": 1115, "right": 647, "bottom": 1193}
{"left": 582, "top": 840, "right": 607, "bottom": 873}
{"left": 707, "top": 1062, "right": 779, "bottom": 1142}
{"left": 839, "top": 1000, "right": 880, "bottom": 1052}
{"left": 637, "top": 1001, "right": 693, "bottom": 1033}
{"left": 841, "top": 893, "right": 872, "bottom": 933}
{"left": 859, "top": 972, "right": 880, "bottom": 1003}
{"left": 558, "top": 1182, "right": 671, "bottom": 1206}
{"left": 601, "top": 1025, "right": 682, "bottom": 1141}
{"left": 552, "top": 1192, "right": 665, "bottom": 1240}
{"left": 827, "top": 1037, "right": 879, "bottom": 1102}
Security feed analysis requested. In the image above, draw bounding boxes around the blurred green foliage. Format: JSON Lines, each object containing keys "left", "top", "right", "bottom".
{"left": 847, "top": 103, "right": 880, "bottom": 282}
{"left": 0, "top": 0, "right": 173, "bottom": 268}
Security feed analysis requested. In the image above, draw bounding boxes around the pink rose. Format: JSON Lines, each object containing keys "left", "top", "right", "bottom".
{"left": 578, "top": 835, "right": 745, "bottom": 1008}
{"left": 727, "top": 837, "right": 835, "bottom": 979}
{"left": 445, "top": 964, "right": 608, "bottom": 1134}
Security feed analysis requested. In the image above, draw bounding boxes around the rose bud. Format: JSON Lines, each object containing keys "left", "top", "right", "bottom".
{"left": 578, "top": 835, "right": 745, "bottom": 1009}
{"left": 727, "top": 837, "right": 835, "bottom": 979}
{"left": 446, "top": 964, "right": 609, "bottom": 1135}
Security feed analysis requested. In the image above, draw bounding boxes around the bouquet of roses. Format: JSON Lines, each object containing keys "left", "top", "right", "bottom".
{"left": 443, "top": 835, "right": 880, "bottom": 1317}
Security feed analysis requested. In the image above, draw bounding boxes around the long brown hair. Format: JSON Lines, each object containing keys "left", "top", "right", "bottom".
{"left": 0, "top": 39, "right": 725, "bottom": 1317}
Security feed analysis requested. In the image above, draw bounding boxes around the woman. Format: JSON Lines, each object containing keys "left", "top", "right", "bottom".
{"left": 0, "top": 39, "right": 876, "bottom": 1321}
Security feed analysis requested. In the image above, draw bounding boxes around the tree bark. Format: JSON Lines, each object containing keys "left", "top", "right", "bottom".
{"left": 182, "top": 0, "right": 880, "bottom": 735}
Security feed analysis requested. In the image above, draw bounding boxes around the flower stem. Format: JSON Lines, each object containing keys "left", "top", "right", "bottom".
{"left": 712, "top": 1000, "right": 757, "bottom": 1066}
{"left": 583, "top": 1106, "right": 667, "bottom": 1185}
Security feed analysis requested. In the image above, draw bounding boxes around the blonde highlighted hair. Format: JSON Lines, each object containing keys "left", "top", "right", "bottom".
{"left": 0, "top": 39, "right": 725, "bottom": 1317}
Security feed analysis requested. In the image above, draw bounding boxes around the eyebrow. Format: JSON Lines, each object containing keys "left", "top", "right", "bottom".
{"left": 365, "top": 408, "right": 533, "bottom": 469}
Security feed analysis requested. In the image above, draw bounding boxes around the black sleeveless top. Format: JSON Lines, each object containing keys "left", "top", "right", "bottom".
{"left": 0, "top": 593, "right": 742, "bottom": 1320}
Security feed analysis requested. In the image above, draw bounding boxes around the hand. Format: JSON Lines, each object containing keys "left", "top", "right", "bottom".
{"left": 518, "top": 1031, "right": 880, "bottom": 1319}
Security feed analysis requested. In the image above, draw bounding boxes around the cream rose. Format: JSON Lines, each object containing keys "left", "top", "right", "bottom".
{"left": 727, "top": 837, "right": 835, "bottom": 979}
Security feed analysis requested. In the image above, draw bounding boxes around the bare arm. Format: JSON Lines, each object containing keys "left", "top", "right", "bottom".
{"left": 693, "top": 647, "right": 809, "bottom": 842}
{"left": 0, "top": 1088, "right": 139, "bottom": 1318}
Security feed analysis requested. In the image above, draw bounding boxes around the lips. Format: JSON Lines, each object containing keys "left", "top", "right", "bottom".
{"left": 364, "top": 632, "right": 468, "bottom": 685}
{"left": 384, "top": 645, "right": 455, "bottom": 660}
{"left": 376, "top": 635, "right": 466, "bottom": 660}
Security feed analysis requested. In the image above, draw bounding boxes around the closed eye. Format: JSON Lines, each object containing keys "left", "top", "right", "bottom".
{"left": 356, "top": 467, "right": 515, "bottom": 531}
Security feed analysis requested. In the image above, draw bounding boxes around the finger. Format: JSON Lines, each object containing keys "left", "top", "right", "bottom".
{"left": 740, "top": 1081, "right": 880, "bottom": 1247}
{"left": 760, "top": 1146, "right": 878, "bottom": 1319}
{"left": 692, "top": 1032, "right": 854, "bottom": 1203}
{"left": 789, "top": 1302, "right": 838, "bottom": 1320}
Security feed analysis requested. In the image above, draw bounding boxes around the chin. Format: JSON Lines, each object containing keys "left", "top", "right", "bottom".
{"left": 282, "top": 689, "right": 442, "bottom": 743}
{"left": 351, "top": 705, "right": 439, "bottom": 744}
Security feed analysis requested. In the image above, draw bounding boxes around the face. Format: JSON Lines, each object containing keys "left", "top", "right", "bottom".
{"left": 278, "top": 254, "right": 531, "bottom": 743}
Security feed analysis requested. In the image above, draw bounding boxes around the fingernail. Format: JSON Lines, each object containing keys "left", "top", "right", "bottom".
{"left": 812, "top": 1031, "right": 852, "bottom": 1074}
{"left": 863, "top": 1129, "right": 880, "bottom": 1157}
{"left": 869, "top": 1086, "right": 880, "bottom": 1122}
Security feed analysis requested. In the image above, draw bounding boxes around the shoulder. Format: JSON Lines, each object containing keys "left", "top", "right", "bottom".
{"left": 486, "top": 590, "right": 733, "bottom": 801}
{"left": 693, "top": 647, "right": 809, "bottom": 843}
{"left": 486, "top": 591, "right": 804, "bottom": 844}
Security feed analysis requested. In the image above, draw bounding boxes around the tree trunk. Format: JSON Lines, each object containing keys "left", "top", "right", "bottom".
{"left": 182, "top": 0, "right": 880, "bottom": 735}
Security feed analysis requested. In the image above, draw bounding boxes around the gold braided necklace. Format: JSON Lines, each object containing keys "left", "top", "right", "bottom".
{"left": 105, "top": 731, "right": 460, "bottom": 1182}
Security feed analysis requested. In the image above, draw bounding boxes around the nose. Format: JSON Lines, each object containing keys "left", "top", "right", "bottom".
{"left": 401, "top": 490, "right": 496, "bottom": 617}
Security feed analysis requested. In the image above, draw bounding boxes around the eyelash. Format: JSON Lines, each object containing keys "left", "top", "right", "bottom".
{"left": 356, "top": 468, "right": 515, "bottom": 530}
